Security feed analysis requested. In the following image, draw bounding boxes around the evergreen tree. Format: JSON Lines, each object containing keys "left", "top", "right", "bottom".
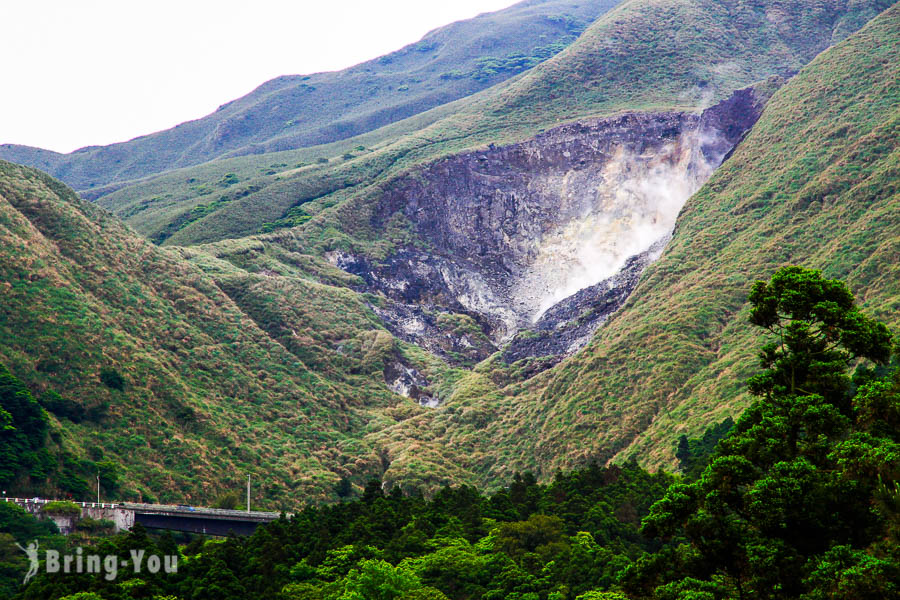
{"left": 637, "top": 266, "right": 897, "bottom": 599}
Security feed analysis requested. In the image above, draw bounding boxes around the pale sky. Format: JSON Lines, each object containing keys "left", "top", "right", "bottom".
{"left": 1, "top": 0, "right": 519, "bottom": 153}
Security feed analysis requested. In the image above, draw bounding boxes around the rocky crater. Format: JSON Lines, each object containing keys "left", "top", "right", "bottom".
{"left": 502, "top": 235, "right": 669, "bottom": 370}
{"left": 331, "top": 87, "right": 768, "bottom": 369}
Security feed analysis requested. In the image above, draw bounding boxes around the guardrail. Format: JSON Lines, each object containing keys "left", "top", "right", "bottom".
{"left": 2, "top": 497, "right": 120, "bottom": 509}
{"left": 1, "top": 497, "right": 287, "bottom": 519}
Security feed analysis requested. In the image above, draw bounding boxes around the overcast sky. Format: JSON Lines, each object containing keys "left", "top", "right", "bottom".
{"left": 1, "top": 0, "right": 519, "bottom": 153}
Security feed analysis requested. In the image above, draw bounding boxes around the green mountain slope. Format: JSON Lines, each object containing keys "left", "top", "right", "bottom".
{"left": 97, "top": 0, "right": 894, "bottom": 246}
{"left": 0, "top": 160, "right": 451, "bottom": 505}
{"left": 0, "top": 0, "right": 619, "bottom": 192}
{"left": 386, "top": 0, "right": 900, "bottom": 484}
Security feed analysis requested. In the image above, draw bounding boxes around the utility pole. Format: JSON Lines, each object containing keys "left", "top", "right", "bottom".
{"left": 96, "top": 475, "right": 100, "bottom": 504}
{"left": 247, "top": 475, "right": 251, "bottom": 514}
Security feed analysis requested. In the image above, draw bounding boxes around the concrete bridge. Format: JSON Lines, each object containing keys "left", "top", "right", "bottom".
{"left": 3, "top": 497, "right": 284, "bottom": 536}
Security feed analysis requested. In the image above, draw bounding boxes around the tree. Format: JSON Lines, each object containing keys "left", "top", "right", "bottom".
{"left": 638, "top": 266, "right": 897, "bottom": 599}
{"left": 99, "top": 367, "right": 125, "bottom": 391}
{"left": 335, "top": 559, "right": 421, "bottom": 600}
{"left": 575, "top": 592, "right": 630, "bottom": 600}
{"left": 746, "top": 265, "right": 891, "bottom": 407}
{"left": 496, "top": 514, "right": 567, "bottom": 563}
{"left": 0, "top": 364, "right": 49, "bottom": 487}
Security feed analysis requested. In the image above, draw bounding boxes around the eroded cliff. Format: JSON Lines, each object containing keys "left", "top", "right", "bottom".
{"left": 330, "top": 86, "right": 770, "bottom": 376}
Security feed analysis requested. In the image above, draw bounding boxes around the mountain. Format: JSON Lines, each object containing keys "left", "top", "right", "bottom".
{"left": 165, "top": 0, "right": 898, "bottom": 489}
{"left": 377, "top": 0, "right": 900, "bottom": 483}
{"left": 0, "top": 0, "right": 620, "bottom": 192}
{"left": 0, "top": 0, "right": 897, "bottom": 507}
{"left": 93, "top": 0, "right": 893, "bottom": 247}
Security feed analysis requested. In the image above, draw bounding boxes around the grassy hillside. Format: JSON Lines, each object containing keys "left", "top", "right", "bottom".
{"left": 98, "top": 0, "right": 894, "bottom": 246}
{"left": 0, "top": 160, "right": 465, "bottom": 506}
{"left": 0, "top": 0, "right": 619, "bottom": 192}
{"left": 0, "top": 0, "right": 896, "bottom": 508}
{"left": 380, "top": 0, "right": 900, "bottom": 484}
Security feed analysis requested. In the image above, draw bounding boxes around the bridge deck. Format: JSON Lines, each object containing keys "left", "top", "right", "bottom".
{"left": 2, "top": 497, "right": 287, "bottom": 536}
{"left": 122, "top": 502, "right": 284, "bottom": 522}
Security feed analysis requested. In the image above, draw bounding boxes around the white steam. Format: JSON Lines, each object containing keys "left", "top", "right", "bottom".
{"left": 514, "top": 131, "right": 719, "bottom": 322}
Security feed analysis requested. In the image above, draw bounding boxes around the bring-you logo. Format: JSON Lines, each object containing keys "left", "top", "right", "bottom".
{"left": 18, "top": 539, "right": 177, "bottom": 584}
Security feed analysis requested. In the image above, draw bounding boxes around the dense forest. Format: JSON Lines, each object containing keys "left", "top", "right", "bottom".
{"left": 2, "top": 267, "right": 897, "bottom": 599}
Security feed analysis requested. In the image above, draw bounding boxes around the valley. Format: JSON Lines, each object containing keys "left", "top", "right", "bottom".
{"left": 1, "top": 0, "right": 899, "bottom": 597}
{"left": 0, "top": 0, "right": 896, "bottom": 510}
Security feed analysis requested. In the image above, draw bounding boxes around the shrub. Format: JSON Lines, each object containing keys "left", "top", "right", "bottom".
{"left": 40, "top": 391, "right": 85, "bottom": 422}
{"left": 213, "top": 492, "right": 242, "bottom": 510}
{"left": 219, "top": 173, "right": 240, "bottom": 186}
{"left": 74, "top": 517, "right": 115, "bottom": 533}
{"left": 41, "top": 501, "right": 82, "bottom": 517}
{"left": 99, "top": 368, "right": 124, "bottom": 391}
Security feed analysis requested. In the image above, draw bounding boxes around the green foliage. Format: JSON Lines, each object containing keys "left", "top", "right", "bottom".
{"left": 212, "top": 491, "right": 243, "bottom": 510}
{"left": 0, "top": 514, "right": 64, "bottom": 599}
{"left": 675, "top": 418, "right": 734, "bottom": 479}
{"left": 41, "top": 500, "right": 82, "bottom": 516}
{"left": 335, "top": 559, "right": 421, "bottom": 600}
{"left": 0, "top": 364, "right": 49, "bottom": 486}
{"left": 38, "top": 391, "right": 85, "bottom": 423}
{"left": 98, "top": 367, "right": 124, "bottom": 391}
{"left": 0, "top": 365, "right": 115, "bottom": 497}
{"left": 635, "top": 267, "right": 898, "bottom": 599}
{"left": 801, "top": 545, "right": 900, "bottom": 600}
{"left": 471, "top": 41, "right": 573, "bottom": 81}
{"left": 0, "top": 501, "right": 58, "bottom": 542}
{"left": 20, "top": 525, "right": 173, "bottom": 599}
{"left": 259, "top": 204, "right": 312, "bottom": 233}
{"left": 495, "top": 514, "right": 567, "bottom": 562}
{"left": 20, "top": 463, "right": 671, "bottom": 599}
{"left": 0, "top": 161, "right": 421, "bottom": 504}
{"left": 746, "top": 266, "right": 892, "bottom": 402}
{"left": 219, "top": 173, "right": 240, "bottom": 187}
{"left": 95, "top": 460, "right": 119, "bottom": 492}
{"left": 73, "top": 517, "right": 116, "bottom": 534}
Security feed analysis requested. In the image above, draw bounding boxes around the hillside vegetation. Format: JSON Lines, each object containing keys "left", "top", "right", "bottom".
{"left": 0, "top": 0, "right": 619, "bottom": 192}
{"left": 140, "top": 0, "right": 900, "bottom": 489}
{"left": 0, "top": 160, "right": 447, "bottom": 505}
{"left": 17, "top": 267, "right": 900, "bottom": 599}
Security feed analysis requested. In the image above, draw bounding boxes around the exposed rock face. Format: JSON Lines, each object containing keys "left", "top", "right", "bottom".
{"left": 329, "top": 250, "right": 500, "bottom": 364}
{"left": 384, "top": 359, "right": 437, "bottom": 407}
{"left": 332, "top": 87, "right": 767, "bottom": 369}
{"left": 502, "top": 235, "right": 669, "bottom": 368}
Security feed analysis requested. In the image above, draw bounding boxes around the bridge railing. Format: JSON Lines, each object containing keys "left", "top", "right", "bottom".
{"left": 1, "top": 497, "right": 288, "bottom": 520}
{"left": 2, "top": 497, "right": 121, "bottom": 510}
